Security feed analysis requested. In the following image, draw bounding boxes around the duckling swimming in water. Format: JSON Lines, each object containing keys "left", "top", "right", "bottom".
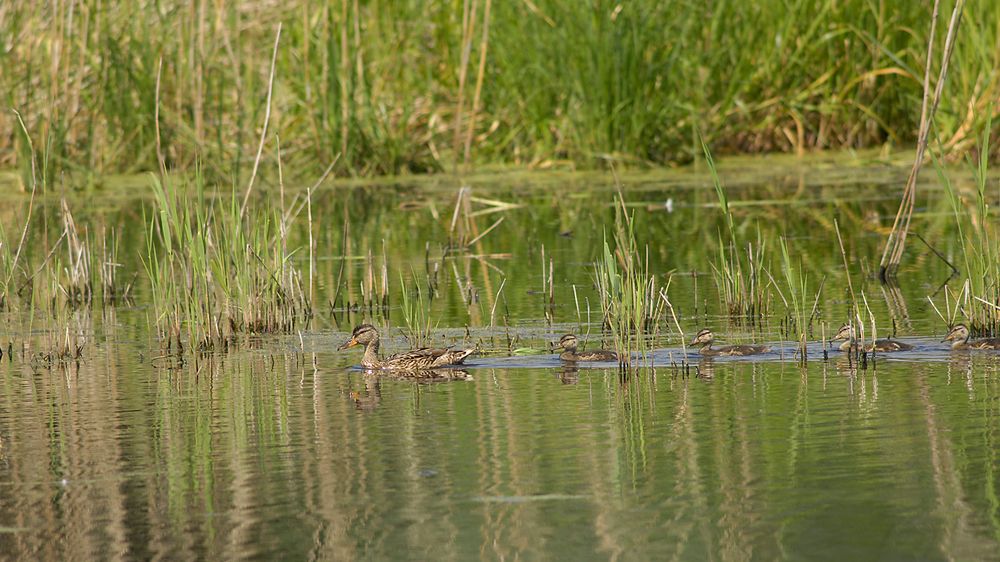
{"left": 942, "top": 324, "right": 1000, "bottom": 350}
{"left": 557, "top": 334, "right": 618, "bottom": 362}
{"left": 830, "top": 323, "right": 913, "bottom": 352}
{"left": 688, "top": 329, "right": 770, "bottom": 356}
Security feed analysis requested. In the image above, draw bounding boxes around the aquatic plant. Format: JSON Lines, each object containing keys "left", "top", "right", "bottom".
{"left": 593, "top": 192, "right": 666, "bottom": 365}
{"left": 939, "top": 118, "right": 1000, "bottom": 335}
{"left": 398, "top": 272, "right": 436, "bottom": 348}
{"left": 774, "top": 237, "right": 823, "bottom": 359}
{"left": 704, "top": 141, "right": 772, "bottom": 321}
{"left": 144, "top": 173, "right": 311, "bottom": 352}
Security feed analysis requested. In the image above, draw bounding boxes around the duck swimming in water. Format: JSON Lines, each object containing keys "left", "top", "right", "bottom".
{"left": 338, "top": 324, "right": 475, "bottom": 371}
{"left": 830, "top": 324, "right": 913, "bottom": 352}
{"left": 942, "top": 324, "right": 1000, "bottom": 350}
{"left": 688, "top": 329, "right": 770, "bottom": 356}
{"left": 557, "top": 334, "right": 618, "bottom": 362}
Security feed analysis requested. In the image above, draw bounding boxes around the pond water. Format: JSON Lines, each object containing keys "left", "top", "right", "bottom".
{"left": 2, "top": 152, "right": 1000, "bottom": 560}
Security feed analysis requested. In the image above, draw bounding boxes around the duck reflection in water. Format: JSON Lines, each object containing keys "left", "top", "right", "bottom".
{"left": 361, "top": 368, "right": 473, "bottom": 382}
{"left": 558, "top": 366, "right": 580, "bottom": 385}
{"left": 350, "top": 376, "right": 383, "bottom": 412}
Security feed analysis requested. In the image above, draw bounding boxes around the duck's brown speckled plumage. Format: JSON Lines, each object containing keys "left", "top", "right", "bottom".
{"left": 557, "top": 334, "right": 618, "bottom": 362}
{"left": 338, "top": 324, "right": 474, "bottom": 371}
{"left": 942, "top": 324, "right": 1000, "bottom": 350}
{"left": 689, "top": 329, "right": 770, "bottom": 356}
{"left": 830, "top": 324, "right": 913, "bottom": 352}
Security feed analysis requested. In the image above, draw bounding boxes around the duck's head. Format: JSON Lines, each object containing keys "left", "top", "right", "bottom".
{"left": 338, "top": 324, "right": 379, "bottom": 350}
{"left": 688, "top": 329, "right": 714, "bottom": 347}
{"left": 558, "top": 334, "right": 578, "bottom": 352}
{"left": 942, "top": 323, "right": 970, "bottom": 343}
{"left": 830, "top": 324, "right": 855, "bottom": 343}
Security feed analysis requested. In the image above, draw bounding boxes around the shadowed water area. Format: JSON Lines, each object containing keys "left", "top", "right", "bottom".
{"left": 2, "top": 153, "right": 1000, "bottom": 559}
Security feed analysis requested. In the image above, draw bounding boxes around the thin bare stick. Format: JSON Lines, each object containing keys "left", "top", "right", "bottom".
{"left": 463, "top": 0, "right": 492, "bottom": 169}
{"left": 879, "top": 0, "right": 939, "bottom": 277}
{"left": 307, "top": 179, "right": 315, "bottom": 307}
{"left": 7, "top": 109, "right": 39, "bottom": 291}
{"left": 155, "top": 57, "right": 166, "bottom": 178}
{"left": 240, "top": 22, "right": 282, "bottom": 219}
{"left": 465, "top": 216, "right": 503, "bottom": 247}
{"left": 489, "top": 276, "right": 506, "bottom": 328}
{"left": 889, "top": 0, "right": 964, "bottom": 270}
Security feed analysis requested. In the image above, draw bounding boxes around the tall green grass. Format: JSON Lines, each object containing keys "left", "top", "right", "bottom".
{"left": 704, "top": 142, "right": 772, "bottom": 321}
{"left": 775, "top": 237, "right": 822, "bottom": 357}
{"left": 939, "top": 117, "right": 1000, "bottom": 334}
{"left": 399, "top": 272, "right": 435, "bottom": 348}
{"left": 4, "top": 1, "right": 1000, "bottom": 179}
{"left": 144, "top": 174, "right": 311, "bottom": 352}
{"left": 594, "top": 193, "right": 665, "bottom": 365}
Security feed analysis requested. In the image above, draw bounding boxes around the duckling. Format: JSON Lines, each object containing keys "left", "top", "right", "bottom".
{"left": 830, "top": 324, "right": 913, "bottom": 352}
{"left": 338, "top": 324, "right": 474, "bottom": 371}
{"left": 942, "top": 324, "right": 1000, "bottom": 350}
{"left": 688, "top": 329, "right": 770, "bottom": 356}
{"left": 557, "top": 334, "right": 618, "bottom": 362}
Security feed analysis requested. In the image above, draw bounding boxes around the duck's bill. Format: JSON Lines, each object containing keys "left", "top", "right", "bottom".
{"left": 338, "top": 338, "right": 359, "bottom": 350}
{"left": 687, "top": 339, "right": 698, "bottom": 346}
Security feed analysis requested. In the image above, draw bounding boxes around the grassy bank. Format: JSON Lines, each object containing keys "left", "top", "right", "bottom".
{"left": 2, "top": 0, "right": 998, "bottom": 181}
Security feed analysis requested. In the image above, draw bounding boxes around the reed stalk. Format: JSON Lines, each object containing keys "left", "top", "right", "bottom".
{"left": 704, "top": 140, "right": 772, "bottom": 321}
{"left": 594, "top": 193, "right": 665, "bottom": 365}
{"left": 880, "top": 0, "right": 966, "bottom": 280}
{"left": 939, "top": 117, "right": 1000, "bottom": 334}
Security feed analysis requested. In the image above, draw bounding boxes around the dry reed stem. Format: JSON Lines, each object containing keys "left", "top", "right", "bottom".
{"left": 7, "top": 110, "right": 38, "bottom": 294}
{"left": 240, "top": 23, "right": 282, "bottom": 218}
{"left": 879, "top": 0, "right": 965, "bottom": 280}
{"left": 453, "top": 0, "right": 478, "bottom": 172}
{"left": 463, "top": 0, "right": 492, "bottom": 169}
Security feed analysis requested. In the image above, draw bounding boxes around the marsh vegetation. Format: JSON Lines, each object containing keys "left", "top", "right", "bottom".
{"left": 4, "top": 0, "right": 1000, "bottom": 559}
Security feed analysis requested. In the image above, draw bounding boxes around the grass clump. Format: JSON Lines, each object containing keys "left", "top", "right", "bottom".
{"left": 704, "top": 142, "right": 772, "bottom": 322}
{"left": 398, "top": 272, "right": 435, "bottom": 348}
{"left": 594, "top": 193, "right": 666, "bottom": 365}
{"left": 774, "top": 237, "right": 823, "bottom": 358}
{"left": 144, "top": 174, "right": 311, "bottom": 352}
{"left": 939, "top": 119, "right": 1000, "bottom": 334}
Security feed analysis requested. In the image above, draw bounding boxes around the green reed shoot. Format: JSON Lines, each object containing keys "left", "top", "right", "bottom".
{"left": 399, "top": 272, "right": 435, "bottom": 348}
{"left": 594, "top": 193, "right": 665, "bottom": 365}
{"left": 144, "top": 173, "right": 311, "bottom": 352}
{"left": 704, "top": 140, "right": 772, "bottom": 321}
{"left": 775, "top": 236, "right": 822, "bottom": 357}
{"left": 939, "top": 115, "right": 1000, "bottom": 334}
